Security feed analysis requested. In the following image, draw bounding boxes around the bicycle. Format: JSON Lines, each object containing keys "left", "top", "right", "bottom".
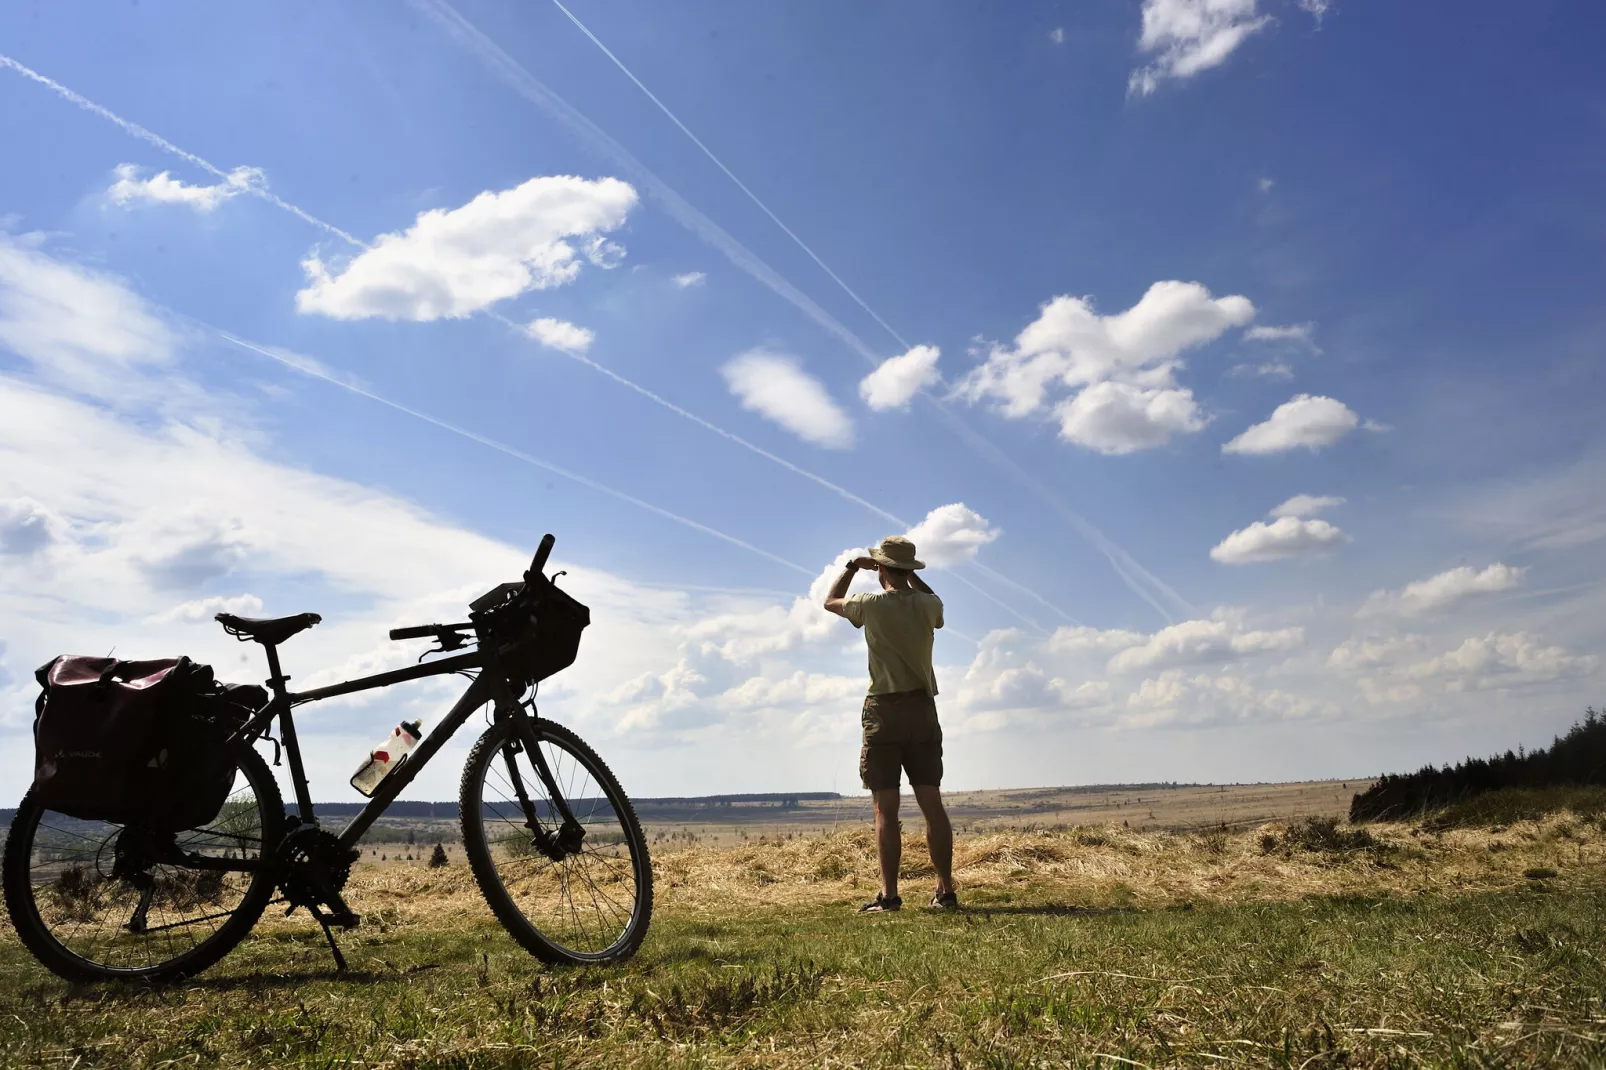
{"left": 2, "top": 534, "right": 653, "bottom": 983}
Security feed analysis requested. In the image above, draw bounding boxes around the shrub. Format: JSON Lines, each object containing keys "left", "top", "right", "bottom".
{"left": 1265, "top": 816, "right": 1378, "bottom": 855}
{"left": 429, "top": 843, "right": 449, "bottom": 868}
{"left": 1427, "top": 786, "right": 1606, "bottom": 829}
{"left": 1351, "top": 709, "right": 1606, "bottom": 822}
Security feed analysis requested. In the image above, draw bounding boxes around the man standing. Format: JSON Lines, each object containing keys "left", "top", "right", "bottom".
{"left": 824, "top": 535, "right": 958, "bottom": 912}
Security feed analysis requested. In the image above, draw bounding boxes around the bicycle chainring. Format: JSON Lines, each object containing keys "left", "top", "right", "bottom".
{"left": 276, "top": 825, "right": 358, "bottom": 912}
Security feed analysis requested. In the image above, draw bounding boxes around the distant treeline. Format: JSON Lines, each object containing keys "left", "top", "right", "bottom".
{"left": 284, "top": 791, "right": 843, "bottom": 821}
{"left": 1350, "top": 709, "right": 1605, "bottom": 822}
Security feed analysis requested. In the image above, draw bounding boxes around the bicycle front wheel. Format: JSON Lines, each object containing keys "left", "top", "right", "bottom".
{"left": 460, "top": 718, "right": 651, "bottom": 964}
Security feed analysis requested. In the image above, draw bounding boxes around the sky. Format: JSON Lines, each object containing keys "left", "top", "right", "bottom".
{"left": 1, "top": 0, "right": 1603, "bottom": 808}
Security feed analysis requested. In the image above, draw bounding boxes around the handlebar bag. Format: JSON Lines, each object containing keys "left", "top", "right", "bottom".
{"left": 498, "top": 580, "right": 591, "bottom": 690}
{"left": 32, "top": 656, "right": 259, "bottom": 831}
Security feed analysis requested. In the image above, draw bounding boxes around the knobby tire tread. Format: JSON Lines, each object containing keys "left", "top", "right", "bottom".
{"left": 459, "top": 719, "right": 652, "bottom": 965}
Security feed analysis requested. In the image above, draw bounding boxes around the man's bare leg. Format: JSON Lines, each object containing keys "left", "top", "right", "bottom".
{"left": 913, "top": 784, "right": 955, "bottom": 896}
{"left": 872, "top": 788, "right": 902, "bottom": 899}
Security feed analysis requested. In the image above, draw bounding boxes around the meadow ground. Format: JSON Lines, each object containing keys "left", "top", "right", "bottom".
{"left": 3, "top": 800, "right": 1605, "bottom": 1068}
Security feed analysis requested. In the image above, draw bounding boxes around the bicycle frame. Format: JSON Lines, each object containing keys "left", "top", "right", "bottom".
{"left": 235, "top": 639, "right": 571, "bottom": 854}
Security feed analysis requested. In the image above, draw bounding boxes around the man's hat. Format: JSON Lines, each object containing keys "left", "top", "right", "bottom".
{"left": 868, "top": 535, "right": 924, "bottom": 571}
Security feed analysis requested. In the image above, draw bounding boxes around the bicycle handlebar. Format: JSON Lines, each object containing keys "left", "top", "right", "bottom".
{"left": 394, "top": 537, "right": 558, "bottom": 641}
{"left": 389, "top": 623, "right": 470, "bottom": 641}
{"left": 528, "top": 533, "right": 555, "bottom": 580}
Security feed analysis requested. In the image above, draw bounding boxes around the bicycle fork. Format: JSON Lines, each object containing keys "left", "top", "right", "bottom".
{"left": 501, "top": 707, "right": 586, "bottom": 860}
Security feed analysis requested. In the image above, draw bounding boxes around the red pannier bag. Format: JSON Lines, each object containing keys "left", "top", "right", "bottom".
{"left": 31, "top": 656, "right": 253, "bottom": 831}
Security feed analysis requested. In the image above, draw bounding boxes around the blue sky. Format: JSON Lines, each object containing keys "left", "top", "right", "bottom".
{"left": 2, "top": 0, "right": 1603, "bottom": 806}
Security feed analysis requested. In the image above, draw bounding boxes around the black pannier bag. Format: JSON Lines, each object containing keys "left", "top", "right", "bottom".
{"left": 32, "top": 656, "right": 268, "bottom": 831}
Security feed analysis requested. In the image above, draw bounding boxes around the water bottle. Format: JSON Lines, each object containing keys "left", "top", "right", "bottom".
{"left": 350, "top": 720, "right": 423, "bottom": 797}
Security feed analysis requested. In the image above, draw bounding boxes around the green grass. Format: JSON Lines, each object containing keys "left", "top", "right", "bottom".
{"left": 3, "top": 878, "right": 1605, "bottom": 1067}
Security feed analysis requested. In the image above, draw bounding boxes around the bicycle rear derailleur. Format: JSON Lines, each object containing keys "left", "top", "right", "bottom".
{"left": 275, "top": 821, "right": 362, "bottom": 971}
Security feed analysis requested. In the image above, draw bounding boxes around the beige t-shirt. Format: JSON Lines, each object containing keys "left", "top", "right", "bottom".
{"left": 841, "top": 589, "right": 944, "bottom": 696}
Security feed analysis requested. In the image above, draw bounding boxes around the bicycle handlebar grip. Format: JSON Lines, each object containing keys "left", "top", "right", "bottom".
{"left": 529, "top": 533, "right": 555, "bottom": 578}
{"left": 390, "top": 624, "right": 443, "bottom": 641}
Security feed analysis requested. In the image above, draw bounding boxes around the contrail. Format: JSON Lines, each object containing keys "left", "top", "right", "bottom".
{"left": 547, "top": 0, "right": 913, "bottom": 353}
{"left": 0, "top": 49, "right": 1060, "bottom": 632}
{"left": 0, "top": 47, "right": 1093, "bottom": 628}
{"left": 415, "top": 0, "right": 1194, "bottom": 623}
{"left": 406, "top": 0, "right": 883, "bottom": 363}
{"left": 491, "top": 311, "right": 1066, "bottom": 630}
{"left": 0, "top": 53, "right": 365, "bottom": 249}
{"left": 221, "top": 329, "right": 1004, "bottom": 639}
{"left": 215, "top": 331, "right": 814, "bottom": 578}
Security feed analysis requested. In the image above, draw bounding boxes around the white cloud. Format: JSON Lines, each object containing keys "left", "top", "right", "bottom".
{"left": 1050, "top": 27, "right": 1067, "bottom": 44}
{"left": 1403, "top": 632, "right": 1598, "bottom": 691}
{"left": 956, "top": 281, "right": 1252, "bottom": 452}
{"left": 1257, "top": 177, "right": 1276, "bottom": 193}
{"left": 1107, "top": 616, "right": 1304, "bottom": 674}
{"left": 1360, "top": 563, "right": 1526, "bottom": 617}
{"left": 107, "top": 163, "right": 261, "bottom": 213}
{"left": 145, "top": 593, "right": 265, "bottom": 625}
{"left": 1222, "top": 394, "right": 1363, "bottom": 454}
{"left": 0, "top": 233, "right": 176, "bottom": 398}
{"left": 526, "top": 316, "right": 594, "bottom": 355}
{"left": 953, "top": 629, "right": 1080, "bottom": 714}
{"left": 1055, "top": 381, "right": 1207, "bottom": 454}
{"left": 1129, "top": 0, "right": 1271, "bottom": 96}
{"left": 1244, "top": 323, "right": 1319, "bottom": 351}
{"left": 0, "top": 498, "right": 63, "bottom": 555}
{"left": 1326, "top": 634, "right": 1426, "bottom": 672}
{"left": 1269, "top": 494, "right": 1345, "bottom": 519}
{"left": 671, "top": 271, "right": 706, "bottom": 288}
{"left": 295, "top": 175, "right": 637, "bottom": 321}
{"left": 903, "top": 503, "right": 1001, "bottom": 567}
{"left": 721, "top": 350, "right": 854, "bottom": 449}
{"left": 1228, "top": 360, "right": 1294, "bottom": 380}
{"left": 1121, "top": 670, "right": 1318, "bottom": 729}
{"left": 583, "top": 235, "right": 625, "bottom": 269}
{"left": 860, "top": 344, "right": 940, "bottom": 412}
{"left": 1048, "top": 625, "right": 1146, "bottom": 656}
{"left": 1297, "top": 0, "right": 1330, "bottom": 26}
{"left": 718, "top": 671, "right": 862, "bottom": 712}
{"left": 1210, "top": 516, "right": 1350, "bottom": 564}
{"left": 683, "top": 552, "right": 865, "bottom": 663}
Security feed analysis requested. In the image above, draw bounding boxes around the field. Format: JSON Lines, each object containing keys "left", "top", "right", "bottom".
{"left": 3, "top": 786, "right": 1605, "bottom": 1067}
{"left": 346, "top": 779, "right": 1365, "bottom": 860}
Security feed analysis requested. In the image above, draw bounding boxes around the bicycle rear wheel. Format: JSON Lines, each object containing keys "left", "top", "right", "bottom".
{"left": 459, "top": 718, "right": 652, "bottom": 964}
{"left": 2, "top": 738, "right": 284, "bottom": 984}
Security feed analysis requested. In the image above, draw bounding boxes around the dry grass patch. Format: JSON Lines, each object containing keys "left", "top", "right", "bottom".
{"left": 3, "top": 811, "right": 1605, "bottom": 1067}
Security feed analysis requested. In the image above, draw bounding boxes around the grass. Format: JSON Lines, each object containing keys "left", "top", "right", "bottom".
{"left": 3, "top": 811, "right": 1605, "bottom": 1067}
{"left": 1426, "top": 786, "right": 1606, "bottom": 829}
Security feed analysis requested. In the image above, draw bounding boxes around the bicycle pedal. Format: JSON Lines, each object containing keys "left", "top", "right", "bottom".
{"left": 327, "top": 910, "right": 360, "bottom": 930}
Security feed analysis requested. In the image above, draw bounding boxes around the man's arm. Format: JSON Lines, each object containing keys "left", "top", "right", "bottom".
{"left": 824, "top": 556, "right": 878, "bottom": 618}
{"left": 909, "top": 570, "right": 944, "bottom": 629}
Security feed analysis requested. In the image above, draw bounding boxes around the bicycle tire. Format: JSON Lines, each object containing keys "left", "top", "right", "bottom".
{"left": 3, "top": 738, "right": 285, "bottom": 984}
{"left": 459, "top": 718, "right": 652, "bottom": 965}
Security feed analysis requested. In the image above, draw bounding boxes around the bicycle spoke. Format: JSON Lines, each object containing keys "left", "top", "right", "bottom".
{"left": 471, "top": 722, "right": 646, "bottom": 960}
{"left": 17, "top": 763, "right": 275, "bottom": 978}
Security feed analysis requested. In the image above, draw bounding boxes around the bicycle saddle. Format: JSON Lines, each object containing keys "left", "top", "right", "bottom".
{"left": 215, "top": 612, "right": 323, "bottom": 646}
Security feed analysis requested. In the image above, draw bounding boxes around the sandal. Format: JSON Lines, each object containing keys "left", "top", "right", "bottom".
{"left": 858, "top": 892, "right": 902, "bottom": 913}
{"left": 930, "top": 890, "right": 959, "bottom": 910}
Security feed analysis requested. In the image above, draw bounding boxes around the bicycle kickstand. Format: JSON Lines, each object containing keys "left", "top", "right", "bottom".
{"left": 307, "top": 904, "right": 348, "bottom": 973}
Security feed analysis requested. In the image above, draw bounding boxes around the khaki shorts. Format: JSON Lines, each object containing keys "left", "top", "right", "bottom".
{"left": 859, "top": 689, "right": 943, "bottom": 791}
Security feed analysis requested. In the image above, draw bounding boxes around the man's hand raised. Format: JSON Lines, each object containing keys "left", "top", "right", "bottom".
{"left": 850, "top": 555, "right": 879, "bottom": 571}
